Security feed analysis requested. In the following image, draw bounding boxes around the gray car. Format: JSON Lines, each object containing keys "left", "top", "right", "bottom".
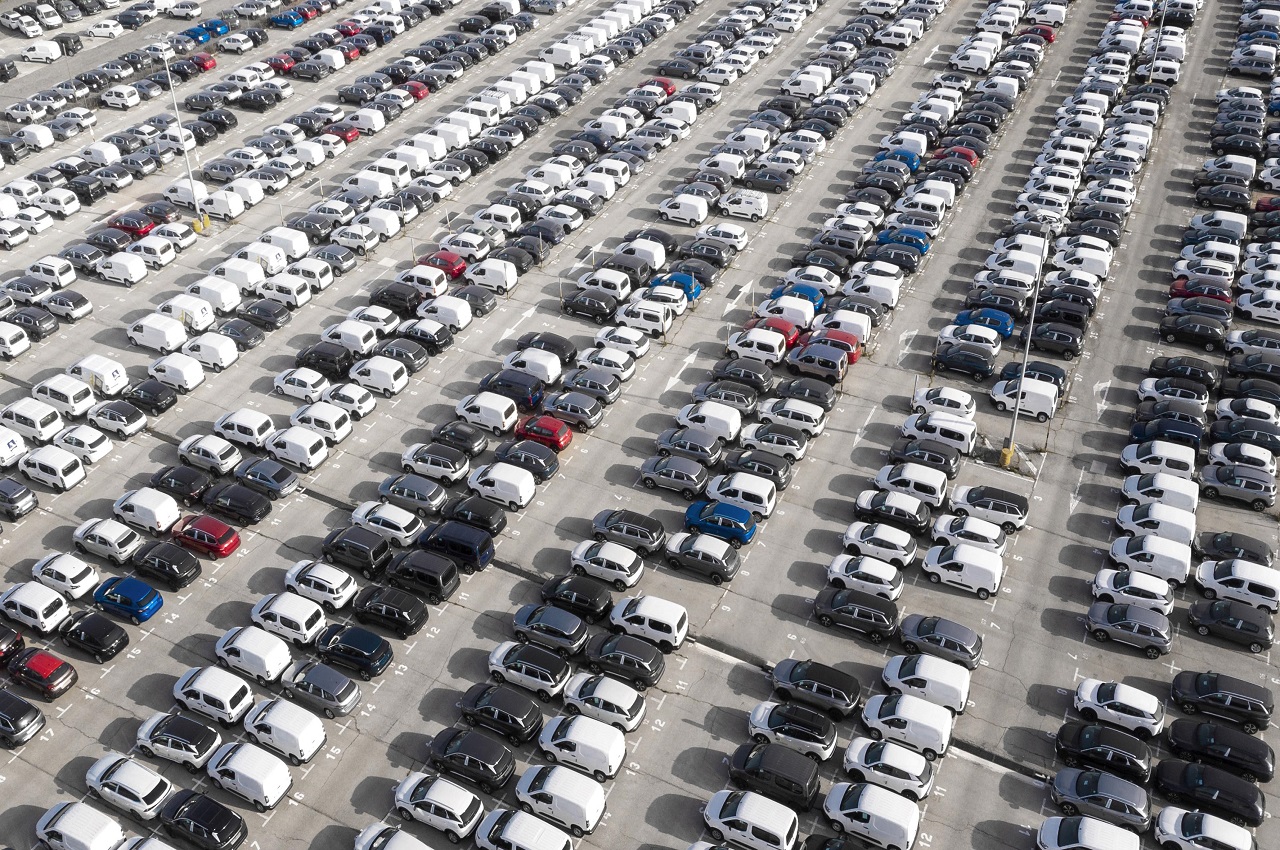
{"left": 1085, "top": 602, "right": 1172, "bottom": 659}
{"left": 664, "top": 532, "right": 741, "bottom": 585}
{"left": 280, "top": 660, "right": 361, "bottom": 718}
{"left": 691, "top": 380, "right": 759, "bottom": 414}
{"left": 562, "top": 366, "right": 622, "bottom": 404}
{"left": 512, "top": 603, "right": 588, "bottom": 657}
{"left": 898, "top": 614, "right": 983, "bottom": 669}
{"left": 1050, "top": 768, "right": 1152, "bottom": 831}
{"left": 233, "top": 458, "right": 298, "bottom": 501}
{"left": 1199, "top": 464, "right": 1277, "bottom": 511}
{"left": 655, "top": 426, "right": 724, "bottom": 465}
{"left": 542, "top": 391, "right": 603, "bottom": 431}
{"left": 591, "top": 509, "right": 668, "bottom": 556}
{"left": 639, "top": 456, "right": 708, "bottom": 500}
{"left": 768, "top": 658, "right": 860, "bottom": 720}
{"left": 378, "top": 473, "right": 447, "bottom": 517}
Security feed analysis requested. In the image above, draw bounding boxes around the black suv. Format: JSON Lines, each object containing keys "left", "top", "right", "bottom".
{"left": 931, "top": 341, "right": 995, "bottom": 379}
{"left": 202, "top": 483, "right": 271, "bottom": 524}
{"left": 1170, "top": 671, "right": 1274, "bottom": 733}
{"left": 583, "top": 632, "right": 665, "bottom": 689}
{"left": 384, "top": 550, "right": 459, "bottom": 605}
{"left": 428, "top": 727, "right": 515, "bottom": 794}
{"left": 1168, "top": 719, "right": 1275, "bottom": 782}
{"left": 322, "top": 526, "right": 393, "bottom": 579}
{"left": 458, "top": 683, "right": 543, "bottom": 744}
{"left": 727, "top": 741, "right": 822, "bottom": 811}
{"left": 314, "top": 624, "right": 393, "bottom": 680}
{"left": 295, "top": 342, "right": 356, "bottom": 381}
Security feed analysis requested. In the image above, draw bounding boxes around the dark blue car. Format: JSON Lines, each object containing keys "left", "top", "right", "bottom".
{"left": 1128, "top": 418, "right": 1204, "bottom": 451}
{"left": 651, "top": 272, "right": 703, "bottom": 302}
{"left": 683, "top": 501, "right": 757, "bottom": 548}
{"left": 182, "top": 26, "right": 212, "bottom": 44}
{"left": 93, "top": 577, "right": 163, "bottom": 625}
{"left": 873, "top": 148, "right": 921, "bottom": 172}
{"left": 767, "top": 282, "right": 825, "bottom": 310}
{"left": 954, "top": 308, "right": 1015, "bottom": 338}
{"left": 271, "top": 10, "right": 305, "bottom": 28}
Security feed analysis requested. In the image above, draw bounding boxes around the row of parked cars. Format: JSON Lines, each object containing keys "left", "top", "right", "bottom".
{"left": 1037, "top": 2, "right": 1278, "bottom": 850}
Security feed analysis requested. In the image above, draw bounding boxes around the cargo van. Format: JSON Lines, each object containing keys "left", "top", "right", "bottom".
{"left": 21, "top": 445, "right": 84, "bottom": 491}
{"left": 404, "top": 133, "right": 447, "bottom": 161}
{"left": 206, "top": 742, "right": 292, "bottom": 811}
{"left": 658, "top": 195, "right": 709, "bottom": 225}
{"left": 187, "top": 278, "right": 242, "bottom": 315}
{"left": 66, "top": 355, "right": 127, "bottom": 397}
{"left": 243, "top": 698, "right": 327, "bottom": 765}
{"left": 260, "top": 227, "right": 309, "bottom": 260}
{"left": 988, "top": 378, "right": 1059, "bottom": 422}
{"left": 224, "top": 178, "right": 264, "bottom": 209}
{"left": 235, "top": 243, "right": 287, "bottom": 276}
{"left": 367, "top": 159, "right": 411, "bottom": 190}
{"left": 541, "top": 42, "right": 581, "bottom": 68}
{"left": 823, "top": 783, "right": 919, "bottom": 850}
{"left": 508, "top": 70, "right": 543, "bottom": 96}
{"left": 922, "top": 542, "right": 1004, "bottom": 599}
{"left": 456, "top": 392, "right": 518, "bottom": 435}
{"left": 385, "top": 145, "right": 433, "bottom": 175}
{"left": 430, "top": 124, "right": 470, "bottom": 152}
{"left": 882, "top": 654, "right": 971, "bottom": 715}
{"left": 493, "top": 78, "right": 529, "bottom": 105}
{"left": 466, "top": 259, "right": 518, "bottom": 295}
{"left": 128, "top": 236, "right": 177, "bottom": 269}
{"left": 265, "top": 427, "right": 329, "bottom": 472}
{"left": 199, "top": 189, "right": 246, "bottom": 221}
{"left": 475, "top": 810, "right": 573, "bottom": 850}
{"left": 214, "top": 257, "right": 267, "bottom": 292}
{"left": 515, "top": 765, "right": 605, "bottom": 837}
{"left": 1109, "top": 535, "right": 1192, "bottom": 586}
{"left": 521, "top": 61, "right": 556, "bottom": 85}
{"left": 215, "top": 626, "right": 292, "bottom": 685}
{"left": 127, "top": 315, "right": 187, "bottom": 354}
{"left": 164, "top": 178, "right": 208, "bottom": 210}
{"left": 538, "top": 715, "right": 624, "bottom": 781}
{"left": 343, "top": 172, "right": 394, "bottom": 200}
{"left": 112, "top": 487, "right": 180, "bottom": 536}
{"left": 35, "top": 802, "right": 126, "bottom": 850}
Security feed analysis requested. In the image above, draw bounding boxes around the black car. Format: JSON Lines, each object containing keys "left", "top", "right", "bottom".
{"left": 1021, "top": 322, "right": 1083, "bottom": 359}
{"left": 561, "top": 290, "right": 617, "bottom": 324}
{"left": 217, "top": 318, "right": 265, "bottom": 351}
{"left": 202, "top": 483, "right": 271, "bottom": 524}
{"left": 384, "top": 550, "right": 459, "bottom": 605}
{"left": 1154, "top": 760, "right": 1264, "bottom": 827}
{"left": 428, "top": 727, "right": 516, "bottom": 793}
{"left": 9, "top": 307, "right": 58, "bottom": 341}
{"left": 58, "top": 610, "right": 129, "bottom": 663}
{"left": 149, "top": 465, "right": 212, "bottom": 511}
{"left": 1055, "top": 721, "right": 1152, "bottom": 783}
{"left": 1160, "top": 314, "right": 1227, "bottom": 350}
{"left": 373, "top": 337, "right": 429, "bottom": 374}
{"left": 540, "top": 574, "right": 613, "bottom": 624}
{"left": 1167, "top": 719, "right": 1275, "bottom": 783}
{"left": 727, "top": 741, "right": 822, "bottom": 812}
{"left": 295, "top": 342, "right": 355, "bottom": 381}
{"left": 717, "top": 448, "right": 789, "bottom": 490}
{"left": 1148, "top": 355, "right": 1221, "bottom": 389}
{"left": 931, "top": 341, "right": 995, "bottom": 379}
{"left": 0, "top": 688, "right": 42, "bottom": 748}
{"left": 314, "top": 624, "right": 393, "bottom": 680}
{"left": 160, "top": 790, "right": 248, "bottom": 850}
{"left": 236, "top": 299, "right": 291, "bottom": 330}
{"left": 132, "top": 541, "right": 202, "bottom": 591}
{"left": 711, "top": 358, "right": 775, "bottom": 394}
{"left": 583, "top": 632, "right": 665, "bottom": 690}
{"left": 458, "top": 682, "right": 542, "bottom": 744}
{"left": 352, "top": 585, "right": 428, "bottom": 638}
{"left": 494, "top": 440, "right": 558, "bottom": 483}
{"left": 323, "top": 526, "right": 393, "bottom": 579}
{"left": 517, "top": 331, "right": 576, "bottom": 366}
{"left": 440, "top": 495, "right": 507, "bottom": 535}
{"left": 233, "top": 458, "right": 297, "bottom": 500}
{"left": 1192, "top": 531, "right": 1273, "bottom": 566}
{"left": 1171, "top": 671, "right": 1274, "bottom": 733}
{"left": 120, "top": 378, "right": 176, "bottom": 417}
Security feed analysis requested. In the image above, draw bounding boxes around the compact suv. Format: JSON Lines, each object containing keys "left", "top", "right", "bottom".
{"left": 769, "top": 658, "right": 860, "bottom": 720}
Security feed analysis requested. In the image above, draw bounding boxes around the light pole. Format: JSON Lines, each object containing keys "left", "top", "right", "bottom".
{"left": 160, "top": 34, "right": 205, "bottom": 230}
{"left": 1001, "top": 240, "right": 1043, "bottom": 469}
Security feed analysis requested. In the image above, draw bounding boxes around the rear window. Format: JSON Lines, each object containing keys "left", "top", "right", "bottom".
{"left": 37, "top": 412, "right": 57, "bottom": 428}
{"left": 61, "top": 461, "right": 79, "bottom": 476}
{"left": 218, "top": 445, "right": 237, "bottom": 461}
{"left": 307, "top": 439, "right": 323, "bottom": 456}
{"left": 392, "top": 366, "right": 406, "bottom": 382}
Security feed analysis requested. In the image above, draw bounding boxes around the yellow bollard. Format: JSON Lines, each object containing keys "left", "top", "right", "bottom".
{"left": 999, "top": 447, "right": 1017, "bottom": 470}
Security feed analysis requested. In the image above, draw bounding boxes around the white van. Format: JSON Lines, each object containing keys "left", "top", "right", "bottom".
{"left": 541, "top": 42, "right": 582, "bottom": 67}
{"left": 922, "top": 542, "right": 1004, "bottom": 599}
{"left": 224, "top": 179, "right": 264, "bottom": 209}
{"left": 707, "top": 472, "right": 776, "bottom": 519}
{"left": 882, "top": 654, "right": 971, "bottom": 715}
{"left": 385, "top": 145, "right": 433, "bottom": 175}
{"left": 259, "top": 273, "right": 311, "bottom": 309}
{"left": 213, "top": 257, "right": 266, "bottom": 292}
{"left": 22, "top": 41, "right": 62, "bottom": 63}
{"left": 187, "top": 278, "right": 242, "bottom": 315}
{"left": 3, "top": 398, "right": 62, "bottom": 444}
{"left": 468, "top": 462, "right": 537, "bottom": 510}
{"left": 323, "top": 320, "right": 377, "bottom": 355}
{"left": 1109, "top": 535, "right": 1192, "bottom": 586}
{"left": 658, "top": 195, "right": 709, "bottom": 224}
{"left": 475, "top": 810, "right": 573, "bottom": 850}
{"left": 719, "top": 190, "right": 768, "bottom": 221}
{"left": 206, "top": 742, "right": 292, "bottom": 811}
{"left": 200, "top": 189, "right": 247, "bottom": 221}
{"left": 404, "top": 133, "right": 447, "bottom": 160}
{"left": 290, "top": 402, "right": 351, "bottom": 446}
{"left": 0, "top": 322, "right": 30, "bottom": 360}
{"left": 466, "top": 259, "right": 518, "bottom": 295}
{"left": 174, "top": 666, "right": 254, "bottom": 727}
{"left": 1195, "top": 559, "right": 1280, "bottom": 612}
{"left": 127, "top": 236, "right": 177, "bottom": 270}
{"left": 98, "top": 253, "right": 148, "bottom": 287}
{"left": 158, "top": 294, "right": 215, "bottom": 332}
{"left": 343, "top": 171, "right": 394, "bottom": 200}
{"left": 286, "top": 259, "right": 333, "bottom": 293}
{"left": 1116, "top": 502, "right": 1195, "bottom": 546}
{"left": 822, "top": 782, "right": 919, "bottom": 850}
{"left": 183, "top": 333, "right": 238, "bottom": 372}
{"left": 538, "top": 715, "right": 624, "bottom": 781}
{"left": 27, "top": 256, "right": 75, "bottom": 288}
{"left": 67, "top": 354, "right": 128, "bottom": 397}
{"left": 33, "top": 375, "right": 94, "bottom": 419}
{"left": 35, "top": 802, "right": 126, "bottom": 850}
{"left": 456, "top": 392, "right": 518, "bottom": 435}
{"left": 1122, "top": 472, "right": 1199, "bottom": 513}
{"left": 260, "top": 227, "right": 309, "bottom": 260}
{"left": 474, "top": 204, "right": 522, "bottom": 234}
{"left": 235, "top": 243, "right": 288, "bottom": 275}
{"left": 127, "top": 314, "right": 187, "bottom": 354}
{"left": 215, "top": 626, "right": 292, "bottom": 685}
{"left": 703, "top": 790, "right": 798, "bottom": 850}
{"left": 515, "top": 766, "right": 605, "bottom": 837}
{"left": 113, "top": 488, "right": 180, "bottom": 536}
{"left": 265, "top": 427, "right": 329, "bottom": 472}
{"left": 244, "top": 698, "right": 327, "bottom": 765}
{"left": 988, "top": 378, "right": 1059, "bottom": 423}
{"left": 350, "top": 356, "right": 408, "bottom": 398}
{"left": 876, "top": 462, "right": 949, "bottom": 508}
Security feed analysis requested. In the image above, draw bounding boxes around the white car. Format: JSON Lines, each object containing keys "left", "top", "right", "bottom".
{"left": 275, "top": 368, "right": 331, "bottom": 403}
{"left": 594, "top": 326, "right": 650, "bottom": 359}
{"left": 85, "top": 754, "right": 173, "bottom": 820}
{"left": 756, "top": 397, "right": 826, "bottom": 436}
{"left": 842, "top": 736, "right": 934, "bottom": 801}
{"left": 577, "top": 346, "right": 635, "bottom": 381}
{"left": 487, "top": 641, "right": 569, "bottom": 701}
{"left": 937, "top": 324, "right": 1001, "bottom": 356}
{"left": 250, "top": 592, "right": 326, "bottom": 646}
{"left": 911, "top": 387, "right": 976, "bottom": 420}
{"left": 350, "top": 500, "right": 423, "bottom": 547}
{"left": 53, "top": 424, "right": 112, "bottom": 465}
{"left": 1091, "top": 568, "right": 1175, "bottom": 616}
{"left": 1154, "top": 807, "right": 1252, "bottom": 850}
{"left": 825, "top": 554, "right": 902, "bottom": 600}
{"left": 1073, "top": 678, "right": 1166, "bottom": 738}
{"left": 608, "top": 595, "right": 688, "bottom": 652}
{"left": 563, "top": 672, "right": 646, "bottom": 731}
{"left": 393, "top": 772, "right": 484, "bottom": 844}
{"left": 322, "top": 383, "right": 377, "bottom": 420}
{"left": 696, "top": 222, "right": 748, "bottom": 251}
{"left": 1214, "top": 397, "right": 1279, "bottom": 425}
{"left": 1236, "top": 290, "right": 1280, "bottom": 325}
{"left": 31, "top": 553, "right": 98, "bottom": 599}
{"left": 784, "top": 265, "right": 842, "bottom": 293}
{"left": 1206, "top": 441, "right": 1277, "bottom": 475}
{"left": 842, "top": 522, "right": 917, "bottom": 568}
{"left": 347, "top": 305, "right": 400, "bottom": 337}
{"left": 1135, "top": 379, "right": 1209, "bottom": 410}
{"left": 88, "top": 20, "right": 124, "bottom": 38}
{"left": 929, "top": 515, "right": 1006, "bottom": 555}
{"left": 284, "top": 560, "right": 358, "bottom": 612}
{"left": 135, "top": 710, "right": 222, "bottom": 770}
{"left": 72, "top": 517, "right": 143, "bottom": 565}
{"left": 634, "top": 285, "right": 689, "bottom": 316}
{"left": 570, "top": 539, "right": 644, "bottom": 590}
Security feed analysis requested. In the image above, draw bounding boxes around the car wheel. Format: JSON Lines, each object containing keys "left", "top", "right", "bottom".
{"left": 1203, "top": 487, "right": 1219, "bottom": 499}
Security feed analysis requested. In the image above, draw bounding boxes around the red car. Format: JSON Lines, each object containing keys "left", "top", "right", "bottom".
{"left": 1168, "top": 277, "right": 1232, "bottom": 303}
{"left": 171, "top": 514, "right": 241, "bottom": 559}
{"left": 934, "top": 145, "right": 979, "bottom": 165}
{"left": 644, "top": 77, "right": 676, "bottom": 95}
{"left": 743, "top": 316, "right": 800, "bottom": 348}
{"left": 336, "top": 20, "right": 362, "bottom": 36}
{"left": 421, "top": 250, "right": 466, "bottom": 278}
{"left": 8, "top": 647, "right": 78, "bottom": 700}
{"left": 399, "top": 81, "right": 430, "bottom": 101}
{"left": 293, "top": 4, "right": 318, "bottom": 19}
{"left": 798, "top": 328, "right": 861, "bottom": 363}
{"left": 336, "top": 42, "right": 361, "bottom": 61}
{"left": 107, "top": 211, "right": 155, "bottom": 239}
{"left": 190, "top": 52, "right": 217, "bottom": 71}
{"left": 266, "top": 54, "right": 296, "bottom": 73}
{"left": 515, "top": 415, "right": 573, "bottom": 452}
{"left": 1257, "top": 196, "right": 1280, "bottom": 213}
{"left": 324, "top": 123, "right": 361, "bottom": 143}
{"left": 1021, "top": 25, "right": 1055, "bottom": 42}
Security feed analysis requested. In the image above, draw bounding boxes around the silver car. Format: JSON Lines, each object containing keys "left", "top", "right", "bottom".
{"left": 1050, "top": 767, "right": 1151, "bottom": 832}
{"left": 1198, "top": 464, "right": 1277, "bottom": 511}
{"left": 280, "top": 660, "right": 361, "bottom": 718}
{"left": 639, "top": 455, "right": 708, "bottom": 500}
{"left": 1085, "top": 602, "right": 1172, "bottom": 659}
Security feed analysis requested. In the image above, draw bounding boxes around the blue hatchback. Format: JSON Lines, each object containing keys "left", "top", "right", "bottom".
{"left": 182, "top": 26, "right": 212, "bottom": 44}
{"left": 271, "top": 10, "right": 305, "bottom": 28}
{"left": 876, "top": 227, "right": 931, "bottom": 254}
{"left": 684, "top": 501, "right": 757, "bottom": 548}
{"left": 954, "top": 308, "right": 1015, "bottom": 338}
{"left": 767, "top": 282, "right": 825, "bottom": 310}
{"left": 94, "top": 577, "right": 163, "bottom": 625}
{"left": 200, "top": 19, "right": 230, "bottom": 36}
{"left": 873, "top": 148, "right": 921, "bottom": 172}
{"left": 651, "top": 272, "right": 703, "bottom": 302}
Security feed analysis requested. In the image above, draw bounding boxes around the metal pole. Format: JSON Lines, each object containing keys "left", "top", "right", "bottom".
{"left": 161, "top": 37, "right": 202, "bottom": 227}
{"left": 1002, "top": 254, "right": 1042, "bottom": 468}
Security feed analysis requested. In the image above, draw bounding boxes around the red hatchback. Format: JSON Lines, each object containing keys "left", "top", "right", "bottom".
{"left": 108, "top": 211, "right": 155, "bottom": 239}
{"left": 293, "top": 4, "right": 318, "bottom": 19}
{"left": 743, "top": 316, "right": 800, "bottom": 348}
{"left": 935, "top": 145, "right": 979, "bottom": 165}
{"left": 1021, "top": 25, "right": 1055, "bottom": 41}
{"left": 336, "top": 20, "right": 362, "bottom": 36}
{"left": 1258, "top": 196, "right": 1280, "bottom": 213}
{"left": 516, "top": 415, "right": 573, "bottom": 452}
{"left": 399, "top": 81, "right": 430, "bottom": 101}
{"left": 8, "top": 648, "right": 78, "bottom": 700}
{"left": 1169, "top": 278, "right": 1232, "bottom": 303}
{"left": 422, "top": 250, "right": 467, "bottom": 278}
{"left": 171, "top": 515, "right": 241, "bottom": 559}
{"left": 645, "top": 77, "right": 676, "bottom": 95}
{"left": 190, "top": 52, "right": 217, "bottom": 71}
{"left": 798, "top": 328, "right": 861, "bottom": 363}
{"left": 266, "top": 54, "right": 296, "bottom": 73}
{"left": 325, "top": 123, "right": 361, "bottom": 143}
{"left": 336, "top": 42, "right": 361, "bottom": 61}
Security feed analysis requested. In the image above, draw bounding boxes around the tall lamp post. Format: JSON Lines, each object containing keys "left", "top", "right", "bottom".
{"left": 1000, "top": 231, "right": 1044, "bottom": 469}
{"left": 159, "top": 33, "right": 206, "bottom": 230}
